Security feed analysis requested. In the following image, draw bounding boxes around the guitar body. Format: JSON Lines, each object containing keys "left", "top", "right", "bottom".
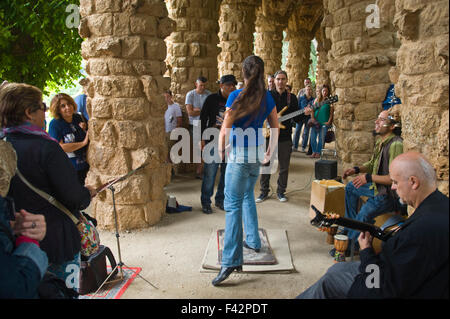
{"left": 263, "top": 106, "right": 288, "bottom": 138}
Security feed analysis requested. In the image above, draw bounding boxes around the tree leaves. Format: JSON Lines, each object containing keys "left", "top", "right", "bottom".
{"left": 0, "top": 0, "right": 82, "bottom": 93}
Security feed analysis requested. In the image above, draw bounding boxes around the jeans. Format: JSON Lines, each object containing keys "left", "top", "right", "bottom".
{"left": 292, "top": 117, "right": 310, "bottom": 150}
{"left": 201, "top": 160, "right": 226, "bottom": 207}
{"left": 296, "top": 261, "right": 361, "bottom": 299}
{"left": 310, "top": 124, "right": 328, "bottom": 154}
{"left": 221, "top": 146, "right": 262, "bottom": 267}
{"left": 260, "top": 140, "right": 292, "bottom": 195}
{"left": 345, "top": 182, "right": 397, "bottom": 242}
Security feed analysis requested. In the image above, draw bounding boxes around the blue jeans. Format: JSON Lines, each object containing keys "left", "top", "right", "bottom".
{"left": 201, "top": 160, "right": 226, "bottom": 206}
{"left": 345, "top": 182, "right": 397, "bottom": 242}
{"left": 293, "top": 117, "right": 310, "bottom": 150}
{"left": 310, "top": 124, "right": 328, "bottom": 154}
{"left": 221, "top": 146, "right": 262, "bottom": 268}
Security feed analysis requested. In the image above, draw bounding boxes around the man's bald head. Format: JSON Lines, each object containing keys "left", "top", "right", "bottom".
{"left": 391, "top": 152, "right": 436, "bottom": 186}
{"left": 390, "top": 151, "right": 437, "bottom": 208}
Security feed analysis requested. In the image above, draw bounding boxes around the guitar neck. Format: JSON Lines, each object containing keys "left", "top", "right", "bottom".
{"left": 310, "top": 205, "right": 388, "bottom": 241}
{"left": 331, "top": 217, "right": 386, "bottom": 240}
{"left": 278, "top": 108, "right": 306, "bottom": 123}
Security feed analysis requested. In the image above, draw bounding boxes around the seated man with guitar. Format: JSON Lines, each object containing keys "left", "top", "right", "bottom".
{"left": 299, "top": 151, "right": 448, "bottom": 299}
{"left": 256, "top": 70, "right": 301, "bottom": 203}
{"left": 330, "top": 109, "right": 404, "bottom": 258}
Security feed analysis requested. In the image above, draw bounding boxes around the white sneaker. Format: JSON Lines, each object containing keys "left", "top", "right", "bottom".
{"left": 277, "top": 193, "right": 288, "bottom": 202}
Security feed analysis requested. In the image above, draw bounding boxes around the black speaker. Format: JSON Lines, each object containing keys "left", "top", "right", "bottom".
{"left": 315, "top": 159, "right": 338, "bottom": 180}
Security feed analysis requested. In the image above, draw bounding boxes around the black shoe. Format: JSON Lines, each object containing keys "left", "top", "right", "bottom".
{"left": 212, "top": 265, "right": 242, "bottom": 286}
{"left": 215, "top": 202, "right": 224, "bottom": 211}
{"left": 202, "top": 204, "right": 213, "bottom": 214}
{"left": 277, "top": 193, "right": 288, "bottom": 202}
{"left": 255, "top": 193, "right": 269, "bottom": 203}
{"left": 243, "top": 241, "right": 260, "bottom": 253}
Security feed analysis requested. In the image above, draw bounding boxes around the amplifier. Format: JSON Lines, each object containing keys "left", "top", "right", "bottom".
{"left": 315, "top": 159, "right": 338, "bottom": 180}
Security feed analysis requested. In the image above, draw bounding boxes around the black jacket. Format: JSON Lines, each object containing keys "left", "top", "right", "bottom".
{"left": 200, "top": 90, "right": 227, "bottom": 145}
{"left": 348, "top": 190, "right": 449, "bottom": 298}
{"left": 269, "top": 89, "right": 301, "bottom": 142}
{"left": 6, "top": 132, "right": 91, "bottom": 264}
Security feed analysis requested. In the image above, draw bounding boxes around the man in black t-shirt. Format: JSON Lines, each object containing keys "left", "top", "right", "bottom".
{"left": 199, "top": 75, "right": 237, "bottom": 214}
{"left": 257, "top": 70, "right": 302, "bottom": 203}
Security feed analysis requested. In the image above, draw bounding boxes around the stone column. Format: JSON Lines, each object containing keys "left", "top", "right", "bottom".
{"left": 393, "top": 0, "right": 449, "bottom": 195}
{"left": 323, "top": 0, "right": 400, "bottom": 167}
{"left": 285, "top": 28, "right": 312, "bottom": 95}
{"left": 217, "top": 0, "right": 258, "bottom": 81}
{"left": 165, "top": 0, "right": 221, "bottom": 105}
{"left": 79, "top": 0, "right": 173, "bottom": 230}
{"left": 254, "top": 6, "right": 286, "bottom": 77}
{"left": 315, "top": 25, "right": 331, "bottom": 88}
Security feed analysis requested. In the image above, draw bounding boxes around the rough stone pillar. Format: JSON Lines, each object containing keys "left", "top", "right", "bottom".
{"left": 165, "top": 0, "right": 221, "bottom": 105}
{"left": 79, "top": 0, "right": 173, "bottom": 230}
{"left": 315, "top": 25, "right": 331, "bottom": 88}
{"left": 254, "top": 6, "right": 286, "bottom": 77}
{"left": 392, "top": 0, "right": 449, "bottom": 195}
{"left": 285, "top": 27, "right": 312, "bottom": 95}
{"left": 217, "top": 0, "right": 258, "bottom": 81}
{"left": 323, "top": 0, "right": 400, "bottom": 167}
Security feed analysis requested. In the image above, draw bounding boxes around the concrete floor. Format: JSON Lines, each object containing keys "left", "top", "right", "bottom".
{"left": 96, "top": 146, "right": 344, "bottom": 299}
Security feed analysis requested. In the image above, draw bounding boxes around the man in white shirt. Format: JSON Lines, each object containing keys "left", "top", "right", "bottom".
{"left": 185, "top": 76, "right": 211, "bottom": 179}
{"left": 164, "top": 90, "right": 182, "bottom": 163}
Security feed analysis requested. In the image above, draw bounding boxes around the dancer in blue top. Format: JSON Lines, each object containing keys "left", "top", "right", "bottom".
{"left": 212, "top": 55, "right": 279, "bottom": 286}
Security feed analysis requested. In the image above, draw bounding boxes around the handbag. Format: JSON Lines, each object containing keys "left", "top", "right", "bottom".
{"left": 307, "top": 118, "right": 320, "bottom": 129}
{"left": 15, "top": 169, "right": 100, "bottom": 257}
{"left": 325, "top": 128, "right": 335, "bottom": 143}
{"left": 79, "top": 245, "right": 117, "bottom": 295}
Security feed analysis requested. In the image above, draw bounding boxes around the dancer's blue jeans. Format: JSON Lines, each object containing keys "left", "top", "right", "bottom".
{"left": 221, "top": 146, "right": 262, "bottom": 268}
{"left": 310, "top": 124, "right": 328, "bottom": 154}
{"left": 293, "top": 117, "right": 310, "bottom": 150}
{"left": 345, "top": 182, "right": 397, "bottom": 242}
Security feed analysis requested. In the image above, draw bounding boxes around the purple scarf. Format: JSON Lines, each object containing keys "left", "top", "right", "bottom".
{"left": 2, "top": 122, "right": 58, "bottom": 143}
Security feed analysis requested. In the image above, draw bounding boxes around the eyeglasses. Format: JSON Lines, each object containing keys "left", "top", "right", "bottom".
{"left": 60, "top": 103, "right": 72, "bottom": 109}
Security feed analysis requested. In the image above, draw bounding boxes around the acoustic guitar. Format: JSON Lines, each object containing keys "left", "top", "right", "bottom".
{"left": 262, "top": 95, "right": 338, "bottom": 138}
{"left": 310, "top": 205, "right": 403, "bottom": 242}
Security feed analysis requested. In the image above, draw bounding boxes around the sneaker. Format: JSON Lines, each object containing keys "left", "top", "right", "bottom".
{"left": 277, "top": 193, "right": 287, "bottom": 202}
{"left": 301, "top": 147, "right": 307, "bottom": 153}
{"left": 292, "top": 147, "right": 298, "bottom": 152}
{"left": 215, "top": 202, "right": 224, "bottom": 211}
{"left": 255, "top": 193, "right": 269, "bottom": 203}
{"left": 202, "top": 204, "right": 213, "bottom": 214}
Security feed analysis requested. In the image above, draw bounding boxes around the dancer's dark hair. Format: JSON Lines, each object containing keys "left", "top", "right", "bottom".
{"left": 229, "top": 55, "right": 266, "bottom": 125}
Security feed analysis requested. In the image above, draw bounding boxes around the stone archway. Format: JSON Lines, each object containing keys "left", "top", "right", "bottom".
{"left": 78, "top": 0, "right": 448, "bottom": 230}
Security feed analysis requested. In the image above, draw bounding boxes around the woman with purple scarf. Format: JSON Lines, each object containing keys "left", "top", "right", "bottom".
{"left": 0, "top": 82, "right": 96, "bottom": 292}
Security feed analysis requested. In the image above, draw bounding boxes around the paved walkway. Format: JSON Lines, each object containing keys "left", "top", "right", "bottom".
{"left": 96, "top": 147, "right": 344, "bottom": 299}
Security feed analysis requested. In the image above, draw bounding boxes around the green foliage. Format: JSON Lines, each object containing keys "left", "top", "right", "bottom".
{"left": 0, "top": 0, "right": 82, "bottom": 93}
{"left": 308, "top": 39, "right": 318, "bottom": 85}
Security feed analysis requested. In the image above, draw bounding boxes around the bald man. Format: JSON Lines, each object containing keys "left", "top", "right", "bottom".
{"left": 297, "top": 151, "right": 448, "bottom": 299}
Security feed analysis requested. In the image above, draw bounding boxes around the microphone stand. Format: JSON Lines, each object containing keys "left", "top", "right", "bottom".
{"left": 90, "top": 164, "right": 158, "bottom": 298}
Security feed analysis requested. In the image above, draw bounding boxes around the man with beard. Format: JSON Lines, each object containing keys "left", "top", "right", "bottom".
{"left": 332, "top": 109, "right": 403, "bottom": 257}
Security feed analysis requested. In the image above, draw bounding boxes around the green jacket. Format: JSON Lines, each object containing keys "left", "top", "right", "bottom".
{"left": 362, "top": 133, "right": 403, "bottom": 196}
